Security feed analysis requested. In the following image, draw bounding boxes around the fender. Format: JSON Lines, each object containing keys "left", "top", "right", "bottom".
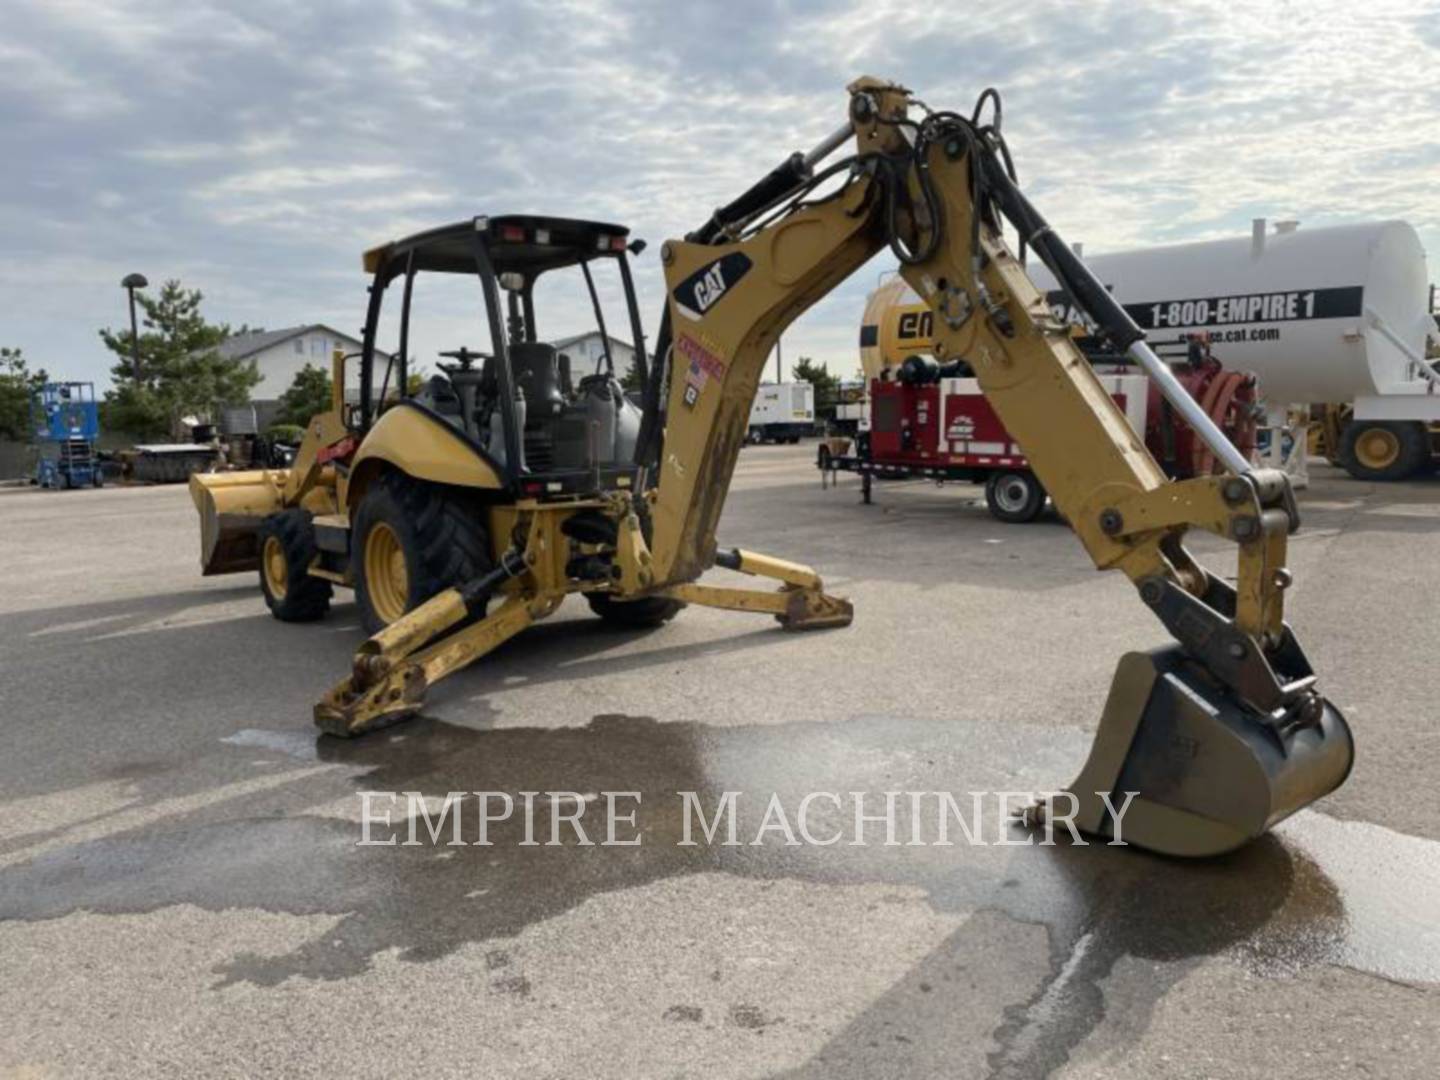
{"left": 345, "top": 401, "right": 505, "bottom": 510}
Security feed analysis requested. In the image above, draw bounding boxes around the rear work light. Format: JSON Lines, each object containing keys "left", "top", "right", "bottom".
{"left": 500, "top": 225, "right": 526, "bottom": 242}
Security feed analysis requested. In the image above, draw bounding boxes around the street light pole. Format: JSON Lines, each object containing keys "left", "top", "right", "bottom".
{"left": 121, "top": 272, "right": 148, "bottom": 381}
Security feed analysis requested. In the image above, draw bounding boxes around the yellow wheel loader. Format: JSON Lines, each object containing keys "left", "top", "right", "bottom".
{"left": 191, "top": 77, "right": 1353, "bottom": 857}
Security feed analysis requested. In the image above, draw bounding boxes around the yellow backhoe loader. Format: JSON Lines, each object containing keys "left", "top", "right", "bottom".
{"left": 191, "top": 77, "right": 1352, "bottom": 857}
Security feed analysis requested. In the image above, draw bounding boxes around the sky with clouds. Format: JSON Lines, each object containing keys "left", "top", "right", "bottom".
{"left": 4, "top": 0, "right": 1438, "bottom": 388}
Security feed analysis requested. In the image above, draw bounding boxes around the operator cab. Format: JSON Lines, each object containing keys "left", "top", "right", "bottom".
{"left": 358, "top": 215, "right": 649, "bottom": 496}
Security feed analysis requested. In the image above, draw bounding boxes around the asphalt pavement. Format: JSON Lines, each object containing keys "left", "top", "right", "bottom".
{"left": 1, "top": 445, "right": 1437, "bottom": 1078}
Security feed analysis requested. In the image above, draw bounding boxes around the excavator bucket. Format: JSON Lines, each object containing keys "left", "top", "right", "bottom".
{"left": 1046, "top": 647, "right": 1354, "bottom": 857}
{"left": 188, "top": 470, "right": 287, "bottom": 575}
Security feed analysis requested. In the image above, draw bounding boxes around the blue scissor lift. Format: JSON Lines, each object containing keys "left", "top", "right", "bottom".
{"left": 32, "top": 382, "right": 103, "bottom": 489}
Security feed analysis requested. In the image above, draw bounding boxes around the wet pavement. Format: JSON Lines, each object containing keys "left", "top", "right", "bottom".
{"left": 2, "top": 449, "right": 1438, "bottom": 1078}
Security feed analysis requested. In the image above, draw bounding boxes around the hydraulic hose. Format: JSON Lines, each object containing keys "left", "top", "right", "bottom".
{"left": 972, "top": 149, "right": 1252, "bottom": 476}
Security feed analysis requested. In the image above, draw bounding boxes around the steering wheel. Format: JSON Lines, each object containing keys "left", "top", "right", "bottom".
{"left": 437, "top": 348, "right": 490, "bottom": 375}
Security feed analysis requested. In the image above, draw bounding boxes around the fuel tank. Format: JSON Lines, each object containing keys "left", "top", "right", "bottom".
{"left": 861, "top": 221, "right": 1433, "bottom": 407}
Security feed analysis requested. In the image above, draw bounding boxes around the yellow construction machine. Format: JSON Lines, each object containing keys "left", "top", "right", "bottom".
{"left": 191, "top": 78, "right": 1352, "bottom": 857}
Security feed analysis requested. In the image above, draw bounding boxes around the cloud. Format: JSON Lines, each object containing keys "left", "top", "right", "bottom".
{"left": 2, "top": 0, "right": 1436, "bottom": 388}
{"left": 129, "top": 133, "right": 296, "bottom": 164}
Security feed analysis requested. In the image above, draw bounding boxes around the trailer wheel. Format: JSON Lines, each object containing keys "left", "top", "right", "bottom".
{"left": 984, "top": 470, "right": 1046, "bottom": 524}
{"left": 586, "top": 593, "right": 684, "bottom": 628}
{"left": 1339, "top": 420, "right": 1430, "bottom": 482}
{"left": 258, "top": 509, "right": 333, "bottom": 622}
{"left": 353, "top": 471, "right": 491, "bottom": 635}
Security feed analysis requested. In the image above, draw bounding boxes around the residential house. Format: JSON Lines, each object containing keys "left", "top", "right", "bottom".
{"left": 213, "top": 324, "right": 390, "bottom": 429}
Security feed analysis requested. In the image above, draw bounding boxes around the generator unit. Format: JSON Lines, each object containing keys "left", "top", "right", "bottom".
{"left": 747, "top": 381, "right": 815, "bottom": 443}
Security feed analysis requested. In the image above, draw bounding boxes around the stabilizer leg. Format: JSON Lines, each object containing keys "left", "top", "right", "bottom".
{"left": 665, "top": 546, "right": 853, "bottom": 630}
{"left": 314, "top": 550, "right": 537, "bottom": 737}
{"left": 314, "top": 593, "right": 540, "bottom": 737}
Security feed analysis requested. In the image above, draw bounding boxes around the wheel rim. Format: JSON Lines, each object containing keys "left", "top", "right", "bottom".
{"left": 262, "top": 535, "right": 288, "bottom": 600}
{"left": 363, "top": 521, "right": 409, "bottom": 625}
{"left": 1354, "top": 428, "right": 1400, "bottom": 470}
{"left": 994, "top": 476, "right": 1032, "bottom": 514}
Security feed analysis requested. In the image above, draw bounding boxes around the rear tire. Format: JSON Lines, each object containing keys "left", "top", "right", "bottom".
{"left": 257, "top": 508, "right": 333, "bottom": 622}
{"left": 1339, "top": 420, "right": 1430, "bottom": 481}
{"left": 984, "top": 470, "right": 1046, "bottom": 524}
{"left": 352, "top": 471, "right": 491, "bottom": 635}
{"left": 586, "top": 593, "right": 683, "bottom": 628}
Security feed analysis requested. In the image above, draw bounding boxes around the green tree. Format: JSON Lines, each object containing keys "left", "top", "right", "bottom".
{"left": 276, "top": 363, "right": 333, "bottom": 426}
{"left": 620, "top": 352, "right": 646, "bottom": 393}
{"left": 0, "top": 347, "right": 48, "bottom": 441}
{"left": 792, "top": 356, "right": 842, "bottom": 424}
{"left": 97, "top": 280, "right": 260, "bottom": 438}
{"left": 792, "top": 356, "right": 839, "bottom": 397}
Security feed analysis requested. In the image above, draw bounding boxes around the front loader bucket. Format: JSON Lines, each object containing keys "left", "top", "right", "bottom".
{"left": 1049, "top": 647, "right": 1353, "bottom": 857}
{"left": 188, "top": 470, "right": 287, "bottom": 576}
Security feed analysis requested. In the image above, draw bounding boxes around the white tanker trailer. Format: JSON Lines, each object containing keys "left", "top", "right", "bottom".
{"left": 861, "top": 219, "right": 1440, "bottom": 481}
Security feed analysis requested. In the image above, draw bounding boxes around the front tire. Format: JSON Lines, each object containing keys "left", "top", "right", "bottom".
{"left": 984, "top": 470, "right": 1046, "bottom": 524}
{"left": 586, "top": 593, "right": 683, "bottom": 628}
{"left": 352, "top": 471, "right": 491, "bottom": 635}
{"left": 257, "top": 508, "right": 333, "bottom": 621}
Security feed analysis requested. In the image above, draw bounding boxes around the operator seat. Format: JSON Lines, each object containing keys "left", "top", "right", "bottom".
{"left": 415, "top": 375, "right": 464, "bottom": 427}
{"left": 509, "top": 344, "right": 566, "bottom": 415}
{"left": 508, "top": 342, "right": 567, "bottom": 472}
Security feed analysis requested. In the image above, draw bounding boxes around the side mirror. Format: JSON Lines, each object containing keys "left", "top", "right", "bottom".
{"left": 628, "top": 239, "right": 647, "bottom": 256}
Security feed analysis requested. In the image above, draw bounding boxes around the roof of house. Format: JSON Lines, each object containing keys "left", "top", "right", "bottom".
{"left": 213, "top": 324, "right": 376, "bottom": 362}
{"left": 552, "top": 330, "right": 634, "bottom": 352}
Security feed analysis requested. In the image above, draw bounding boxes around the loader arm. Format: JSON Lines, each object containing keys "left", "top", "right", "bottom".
{"left": 635, "top": 77, "right": 1350, "bottom": 854}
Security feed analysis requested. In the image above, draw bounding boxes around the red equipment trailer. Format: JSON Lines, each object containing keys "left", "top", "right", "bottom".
{"left": 819, "top": 338, "right": 1259, "bottom": 523}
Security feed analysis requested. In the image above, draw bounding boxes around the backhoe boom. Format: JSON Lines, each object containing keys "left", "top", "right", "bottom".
{"left": 632, "top": 77, "right": 1351, "bottom": 854}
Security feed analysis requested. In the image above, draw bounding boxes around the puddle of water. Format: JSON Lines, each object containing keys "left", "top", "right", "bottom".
{"left": 191, "top": 713, "right": 1440, "bottom": 990}
{"left": 1271, "top": 812, "right": 1440, "bottom": 984}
